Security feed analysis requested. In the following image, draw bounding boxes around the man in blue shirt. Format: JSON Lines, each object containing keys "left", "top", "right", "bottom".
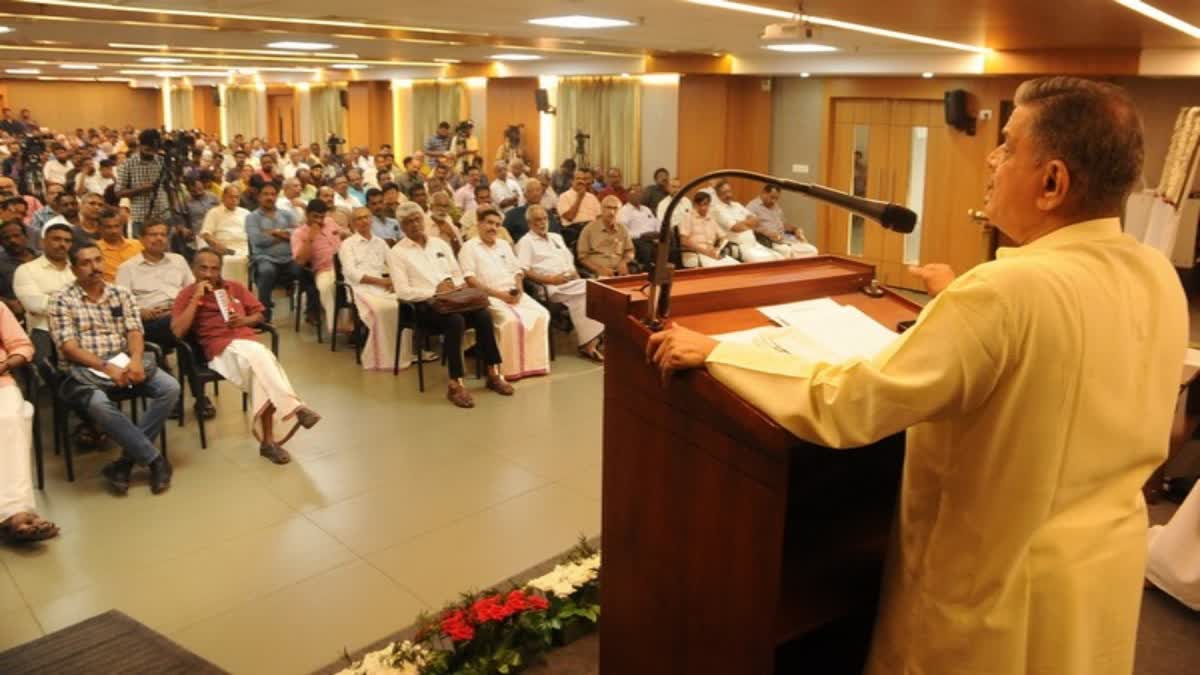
{"left": 365, "top": 187, "right": 400, "bottom": 246}
{"left": 245, "top": 183, "right": 314, "bottom": 322}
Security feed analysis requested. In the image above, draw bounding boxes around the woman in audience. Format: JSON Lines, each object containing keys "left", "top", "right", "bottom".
{"left": 0, "top": 302, "right": 57, "bottom": 543}
{"left": 679, "top": 192, "right": 739, "bottom": 268}
{"left": 388, "top": 203, "right": 513, "bottom": 408}
{"left": 459, "top": 208, "right": 550, "bottom": 380}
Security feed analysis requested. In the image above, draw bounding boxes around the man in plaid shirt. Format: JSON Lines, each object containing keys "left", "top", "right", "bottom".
{"left": 116, "top": 129, "right": 172, "bottom": 237}
{"left": 48, "top": 243, "right": 180, "bottom": 495}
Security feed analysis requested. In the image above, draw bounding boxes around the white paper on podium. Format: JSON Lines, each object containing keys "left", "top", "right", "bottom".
{"left": 713, "top": 300, "right": 900, "bottom": 364}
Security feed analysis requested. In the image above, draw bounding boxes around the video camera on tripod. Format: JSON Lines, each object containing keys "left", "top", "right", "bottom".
{"left": 159, "top": 130, "right": 196, "bottom": 177}
{"left": 16, "top": 131, "right": 53, "bottom": 200}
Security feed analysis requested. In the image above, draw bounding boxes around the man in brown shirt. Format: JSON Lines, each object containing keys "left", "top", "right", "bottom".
{"left": 576, "top": 195, "right": 634, "bottom": 277}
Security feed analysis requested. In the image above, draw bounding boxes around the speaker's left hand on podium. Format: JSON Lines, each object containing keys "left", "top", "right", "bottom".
{"left": 647, "top": 323, "right": 718, "bottom": 386}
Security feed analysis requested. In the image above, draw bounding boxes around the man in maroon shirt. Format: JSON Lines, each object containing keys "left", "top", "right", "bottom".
{"left": 171, "top": 249, "right": 320, "bottom": 464}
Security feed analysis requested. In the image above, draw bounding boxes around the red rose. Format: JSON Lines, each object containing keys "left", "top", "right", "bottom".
{"left": 526, "top": 594, "right": 550, "bottom": 611}
{"left": 470, "top": 595, "right": 510, "bottom": 623}
{"left": 441, "top": 609, "right": 476, "bottom": 642}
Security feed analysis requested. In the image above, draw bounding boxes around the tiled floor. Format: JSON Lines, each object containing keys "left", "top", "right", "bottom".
{"left": 0, "top": 322, "right": 603, "bottom": 675}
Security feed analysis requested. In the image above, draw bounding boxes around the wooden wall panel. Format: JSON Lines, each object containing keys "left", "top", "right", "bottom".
{"left": 346, "top": 81, "right": 394, "bottom": 151}
{"left": 0, "top": 80, "right": 161, "bottom": 131}
{"left": 485, "top": 77, "right": 540, "bottom": 171}
{"left": 724, "top": 77, "right": 773, "bottom": 201}
{"left": 191, "top": 85, "right": 219, "bottom": 137}
{"left": 678, "top": 75, "right": 772, "bottom": 202}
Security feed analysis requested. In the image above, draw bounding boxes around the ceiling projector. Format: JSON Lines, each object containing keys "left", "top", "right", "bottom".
{"left": 761, "top": 22, "right": 814, "bottom": 41}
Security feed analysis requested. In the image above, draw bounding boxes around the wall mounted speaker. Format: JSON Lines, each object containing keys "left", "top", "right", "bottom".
{"left": 212, "top": 88, "right": 221, "bottom": 107}
{"left": 535, "top": 88, "right": 555, "bottom": 114}
{"left": 944, "top": 89, "right": 976, "bottom": 136}
{"left": 339, "top": 90, "right": 349, "bottom": 108}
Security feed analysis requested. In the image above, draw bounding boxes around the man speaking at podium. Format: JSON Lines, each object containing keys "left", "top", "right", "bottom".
{"left": 649, "top": 77, "right": 1187, "bottom": 675}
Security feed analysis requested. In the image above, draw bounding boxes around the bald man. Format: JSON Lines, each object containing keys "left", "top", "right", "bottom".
{"left": 198, "top": 185, "right": 250, "bottom": 285}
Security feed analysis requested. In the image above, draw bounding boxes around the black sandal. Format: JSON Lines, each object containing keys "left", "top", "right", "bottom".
{"left": 578, "top": 346, "right": 605, "bottom": 363}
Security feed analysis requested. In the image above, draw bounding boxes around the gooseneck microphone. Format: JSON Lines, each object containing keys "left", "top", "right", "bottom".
{"left": 646, "top": 169, "right": 918, "bottom": 328}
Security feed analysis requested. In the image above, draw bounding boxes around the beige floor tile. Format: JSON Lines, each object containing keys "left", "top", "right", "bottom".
{"left": 556, "top": 466, "right": 604, "bottom": 503}
{"left": 307, "top": 453, "right": 548, "bottom": 555}
{"left": 368, "top": 484, "right": 601, "bottom": 608}
{"left": 31, "top": 516, "right": 356, "bottom": 635}
{"left": 171, "top": 560, "right": 426, "bottom": 675}
{"left": 485, "top": 428, "right": 603, "bottom": 483}
{"left": 0, "top": 562, "right": 28, "bottom": 613}
{"left": 0, "top": 605, "right": 43, "bottom": 651}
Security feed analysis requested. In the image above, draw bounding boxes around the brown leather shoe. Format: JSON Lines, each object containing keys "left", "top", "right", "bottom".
{"left": 486, "top": 375, "right": 514, "bottom": 396}
{"left": 294, "top": 406, "right": 321, "bottom": 429}
{"left": 447, "top": 384, "right": 475, "bottom": 408}
{"left": 259, "top": 442, "right": 292, "bottom": 465}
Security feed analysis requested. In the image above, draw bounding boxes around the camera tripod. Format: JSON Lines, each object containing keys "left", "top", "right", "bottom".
{"left": 573, "top": 134, "right": 590, "bottom": 171}
{"left": 18, "top": 159, "right": 46, "bottom": 204}
{"left": 140, "top": 153, "right": 191, "bottom": 244}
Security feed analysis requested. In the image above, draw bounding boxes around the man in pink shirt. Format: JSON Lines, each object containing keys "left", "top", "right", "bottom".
{"left": 291, "top": 199, "right": 342, "bottom": 337}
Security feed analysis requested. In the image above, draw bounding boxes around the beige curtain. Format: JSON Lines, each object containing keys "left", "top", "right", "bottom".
{"left": 411, "top": 80, "right": 467, "bottom": 152}
{"left": 310, "top": 85, "right": 347, "bottom": 146}
{"left": 556, "top": 76, "right": 642, "bottom": 182}
{"left": 169, "top": 86, "right": 194, "bottom": 130}
{"left": 225, "top": 86, "right": 260, "bottom": 140}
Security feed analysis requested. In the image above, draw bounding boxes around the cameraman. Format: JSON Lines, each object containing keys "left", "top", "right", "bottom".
{"left": 449, "top": 120, "right": 479, "bottom": 175}
{"left": 115, "top": 129, "right": 171, "bottom": 236}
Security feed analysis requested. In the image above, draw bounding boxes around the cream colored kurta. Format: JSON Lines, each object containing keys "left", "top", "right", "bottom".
{"left": 705, "top": 218, "right": 1187, "bottom": 675}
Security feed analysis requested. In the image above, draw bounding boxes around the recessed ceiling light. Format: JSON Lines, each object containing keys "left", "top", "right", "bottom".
{"left": 331, "top": 63, "right": 367, "bottom": 70}
{"left": 764, "top": 43, "right": 838, "bottom": 53}
{"left": 688, "top": 0, "right": 991, "bottom": 53}
{"left": 433, "top": 58, "right": 461, "bottom": 64}
{"left": 119, "top": 69, "right": 229, "bottom": 77}
{"left": 60, "top": 64, "right": 99, "bottom": 70}
{"left": 33, "top": 39, "right": 66, "bottom": 45}
{"left": 492, "top": 53, "right": 543, "bottom": 61}
{"left": 800, "top": 72, "right": 811, "bottom": 78}
{"left": 109, "top": 42, "right": 167, "bottom": 49}
{"left": 0, "top": 26, "right": 11, "bottom": 34}
{"left": 1112, "top": 0, "right": 1200, "bottom": 39}
{"left": 6, "top": 68, "right": 38, "bottom": 74}
{"left": 528, "top": 15, "right": 633, "bottom": 29}
{"left": 266, "top": 41, "right": 335, "bottom": 50}
{"left": 922, "top": 72, "right": 934, "bottom": 78}
{"left": 139, "top": 56, "right": 186, "bottom": 64}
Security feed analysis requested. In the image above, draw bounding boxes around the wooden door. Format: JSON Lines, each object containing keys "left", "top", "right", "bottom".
{"left": 828, "top": 99, "right": 892, "bottom": 270}
{"left": 266, "top": 93, "right": 295, "bottom": 147}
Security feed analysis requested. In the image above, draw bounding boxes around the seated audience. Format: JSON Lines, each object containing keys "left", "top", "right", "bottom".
{"left": 459, "top": 208, "right": 550, "bottom": 381}
{"left": 462, "top": 186, "right": 511, "bottom": 243}
{"left": 577, "top": 196, "right": 635, "bottom": 277}
{"left": 516, "top": 205, "right": 604, "bottom": 362}
{"left": 277, "top": 177, "right": 307, "bottom": 221}
{"left": 381, "top": 182, "right": 405, "bottom": 219}
{"left": 116, "top": 220, "right": 212, "bottom": 417}
{"left": 291, "top": 199, "right": 342, "bottom": 333}
{"left": 597, "top": 167, "right": 628, "bottom": 203}
{"left": 0, "top": 303, "right": 57, "bottom": 542}
{"left": 183, "top": 177, "right": 219, "bottom": 257}
{"left": 503, "top": 180, "right": 560, "bottom": 243}
{"left": 0, "top": 221, "right": 35, "bottom": 318}
{"left": 247, "top": 183, "right": 314, "bottom": 323}
{"left": 96, "top": 206, "right": 143, "bottom": 282}
{"left": 535, "top": 169, "right": 558, "bottom": 212}
{"left": 340, "top": 207, "right": 405, "bottom": 370}
{"left": 387, "top": 203, "right": 512, "bottom": 408}
{"left": 618, "top": 183, "right": 661, "bottom": 268}
{"left": 346, "top": 168, "right": 368, "bottom": 206}
{"left": 490, "top": 161, "right": 524, "bottom": 213}
{"left": 679, "top": 192, "right": 739, "bottom": 268}
{"left": 333, "top": 174, "right": 362, "bottom": 211}
{"left": 13, "top": 224, "right": 75, "bottom": 352}
{"left": 746, "top": 184, "right": 819, "bottom": 258}
{"left": 643, "top": 168, "right": 671, "bottom": 212}
{"left": 711, "top": 180, "right": 785, "bottom": 263}
{"left": 49, "top": 244, "right": 180, "bottom": 495}
{"left": 656, "top": 177, "right": 691, "bottom": 228}
{"left": 397, "top": 155, "right": 426, "bottom": 198}
{"left": 422, "top": 189, "right": 463, "bottom": 255}
{"left": 171, "top": 250, "right": 321, "bottom": 465}
{"left": 453, "top": 168, "right": 482, "bottom": 212}
{"left": 199, "top": 185, "right": 251, "bottom": 285}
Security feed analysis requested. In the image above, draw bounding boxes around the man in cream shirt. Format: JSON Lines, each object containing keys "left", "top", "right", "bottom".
{"left": 648, "top": 77, "right": 1187, "bottom": 675}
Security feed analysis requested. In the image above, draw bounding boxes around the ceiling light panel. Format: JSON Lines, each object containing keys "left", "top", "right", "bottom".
{"left": 764, "top": 44, "right": 838, "bottom": 52}
{"left": 1112, "top": 0, "right": 1200, "bottom": 39}
{"left": 491, "top": 53, "right": 543, "bottom": 61}
{"left": 266, "top": 41, "right": 335, "bottom": 51}
{"left": 528, "top": 15, "right": 633, "bottom": 29}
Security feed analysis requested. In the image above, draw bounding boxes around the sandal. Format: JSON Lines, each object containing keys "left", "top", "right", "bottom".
{"left": 578, "top": 346, "right": 605, "bottom": 363}
{"left": 259, "top": 442, "right": 292, "bottom": 465}
{"left": 1, "top": 512, "right": 59, "bottom": 543}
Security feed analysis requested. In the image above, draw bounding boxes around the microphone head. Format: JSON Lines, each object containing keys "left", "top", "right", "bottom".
{"left": 881, "top": 204, "right": 918, "bottom": 234}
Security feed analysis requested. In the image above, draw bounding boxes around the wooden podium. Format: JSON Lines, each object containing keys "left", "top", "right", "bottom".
{"left": 587, "top": 257, "right": 921, "bottom": 675}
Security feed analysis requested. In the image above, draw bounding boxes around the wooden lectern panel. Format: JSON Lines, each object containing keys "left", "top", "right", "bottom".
{"left": 588, "top": 257, "right": 919, "bottom": 675}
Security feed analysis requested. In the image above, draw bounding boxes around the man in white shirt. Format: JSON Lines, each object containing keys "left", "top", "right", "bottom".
{"left": 340, "top": 207, "right": 402, "bottom": 371}
{"left": 710, "top": 179, "right": 784, "bottom": 263}
{"left": 332, "top": 174, "right": 362, "bottom": 213}
{"left": 618, "top": 183, "right": 662, "bottom": 270}
{"left": 277, "top": 178, "right": 306, "bottom": 221}
{"left": 459, "top": 208, "right": 550, "bottom": 381}
{"left": 655, "top": 178, "right": 690, "bottom": 228}
{"left": 489, "top": 161, "right": 524, "bottom": 214}
{"left": 515, "top": 205, "right": 604, "bottom": 362}
{"left": 746, "top": 184, "right": 819, "bottom": 259}
{"left": 199, "top": 185, "right": 251, "bottom": 285}
{"left": 42, "top": 144, "right": 74, "bottom": 186}
{"left": 12, "top": 223, "right": 75, "bottom": 354}
{"left": 387, "top": 202, "right": 511, "bottom": 408}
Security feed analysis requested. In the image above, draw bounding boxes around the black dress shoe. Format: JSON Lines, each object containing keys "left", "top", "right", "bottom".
{"left": 148, "top": 456, "right": 173, "bottom": 495}
{"left": 102, "top": 458, "right": 133, "bottom": 496}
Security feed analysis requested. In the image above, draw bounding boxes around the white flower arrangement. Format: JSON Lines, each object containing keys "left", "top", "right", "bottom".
{"left": 336, "top": 640, "right": 433, "bottom": 675}
{"left": 525, "top": 553, "right": 601, "bottom": 598}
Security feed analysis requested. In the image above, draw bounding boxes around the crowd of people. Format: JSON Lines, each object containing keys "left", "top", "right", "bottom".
{"left": 0, "top": 110, "right": 819, "bottom": 542}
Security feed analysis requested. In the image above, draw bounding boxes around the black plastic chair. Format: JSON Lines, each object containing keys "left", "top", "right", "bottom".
{"left": 393, "top": 300, "right": 481, "bottom": 391}
{"left": 329, "top": 255, "right": 364, "bottom": 364}
{"left": 35, "top": 342, "right": 168, "bottom": 483}
{"left": 292, "top": 268, "right": 324, "bottom": 343}
{"left": 175, "top": 324, "right": 279, "bottom": 449}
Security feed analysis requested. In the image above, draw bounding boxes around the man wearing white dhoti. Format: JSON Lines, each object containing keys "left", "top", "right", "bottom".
{"left": 459, "top": 208, "right": 550, "bottom": 381}
{"left": 711, "top": 180, "right": 785, "bottom": 264}
{"left": 0, "top": 303, "right": 57, "bottom": 543}
{"left": 1146, "top": 485, "right": 1200, "bottom": 610}
{"left": 678, "top": 192, "right": 740, "bottom": 268}
{"left": 746, "top": 184, "right": 819, "bottom": 259}
{"left": 515, "top": 205, "right": 605, "bottom": 363}
{"left": 171, "top": 250, "right": 321, "bottom": 465}
{"left": 649, "top": 77, "right": 1186, "bottom": 675}
{"left": 198, "top": 185, "right": 250, "bottom": 285}
{"left": 339, "top": 207, "right": 432, "bottom": 371}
